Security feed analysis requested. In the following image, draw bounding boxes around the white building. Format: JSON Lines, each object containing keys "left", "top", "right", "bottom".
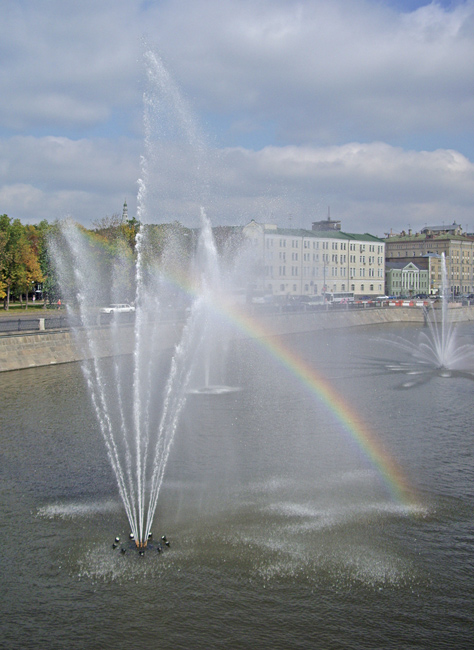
{"left": 243, "top": 220, "right": 385, "bottom": 298}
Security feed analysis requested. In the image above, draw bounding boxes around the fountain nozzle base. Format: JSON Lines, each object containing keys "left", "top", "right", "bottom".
{"left": 112, "top": 534, "right": 171, "bottom": 555}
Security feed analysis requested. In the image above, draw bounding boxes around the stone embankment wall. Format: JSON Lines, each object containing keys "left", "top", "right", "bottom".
{"left": 0, "top": 321, "right": 182, "bottom": 373}
{"left": 1, "top": 306, "right": 473, "bottom": 373}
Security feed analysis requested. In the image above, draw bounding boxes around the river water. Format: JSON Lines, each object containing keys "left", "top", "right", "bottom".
{"left": 1, "top": 323, "right": 473, "bottom": 649}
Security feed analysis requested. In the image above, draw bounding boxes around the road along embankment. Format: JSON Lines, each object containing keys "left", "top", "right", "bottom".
{"left": 1, "top": 306, "right": 473, "bottom": 373}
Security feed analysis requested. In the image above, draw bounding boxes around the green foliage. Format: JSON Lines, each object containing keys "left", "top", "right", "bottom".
{"left": 92, "top": 213, "right": 141, "bottom": 254}
{"left": 39, "top": 220, "right": 63, "bottom": 304}
{"left": 48, "top": 219, "right": 137, "bottom": 308}
{"left": 0, "top": 213, "right": 244, "bottom": 312}
{"left": 0, "top": 214, "right": 44, "bottom": 309}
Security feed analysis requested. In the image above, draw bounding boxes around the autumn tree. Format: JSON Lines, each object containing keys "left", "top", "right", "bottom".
{"left": 92, "top": 213, "right": 141, "bottom": 253}
{"left": 0, "top": 223, "right": 6, "bottom": 302}
{"left": 0, "top": 215, "right": 43, "bottom": 310}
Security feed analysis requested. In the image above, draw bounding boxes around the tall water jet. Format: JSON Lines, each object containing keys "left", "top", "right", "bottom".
{"left": 49, "top": 50, "right": 229, "bottom": 547}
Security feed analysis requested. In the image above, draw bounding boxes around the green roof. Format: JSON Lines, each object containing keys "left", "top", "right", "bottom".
{"left": 384, "top": 233, "right": 474, "bottom": 243}
{"left": 265, "top": 227, "right": 384, "bottom": 242}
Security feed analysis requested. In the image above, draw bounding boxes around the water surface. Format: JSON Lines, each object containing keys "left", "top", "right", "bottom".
{"left": 1, "top": 323, "right": 473, "bottom": 649}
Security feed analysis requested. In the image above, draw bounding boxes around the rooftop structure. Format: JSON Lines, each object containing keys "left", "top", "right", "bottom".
{"left": 420, "top": 222, "right": 463, "bottom": 236}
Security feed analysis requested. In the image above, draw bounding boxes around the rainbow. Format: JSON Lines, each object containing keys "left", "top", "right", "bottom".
{"left": 214, "top": 298, "right": 421, "bottom": 510}
{"left": 155, "top": 269, "right": 421, "bottom": 509}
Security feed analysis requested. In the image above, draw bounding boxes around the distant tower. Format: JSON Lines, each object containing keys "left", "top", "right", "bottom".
{"left": 122, "top": 199, "right": 128, "bottom": 222}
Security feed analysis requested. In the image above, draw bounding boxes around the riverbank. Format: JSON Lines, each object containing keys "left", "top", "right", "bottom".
{"left": 2, "top": 305, "right": 474, "bottom": 373}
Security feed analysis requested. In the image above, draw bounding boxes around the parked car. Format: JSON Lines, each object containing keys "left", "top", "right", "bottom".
{"left": 99, "top": 303, "right": 135, "bottom": 314}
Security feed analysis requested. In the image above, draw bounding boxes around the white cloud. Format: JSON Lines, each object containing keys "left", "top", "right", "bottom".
{"left": 1, "top": 133, "right": 473, "bottom": 235}
{"left": 0, "top": 0, "right": 141, "bottom": 131}
{"left": 0, "top": 136, "right": 140, "bottom": 223}
{"left": 208, "top": 142, "right": 474, "bottom": 233}
{"left": 147, "top": 0, "right": 474, "bottom": 145}
{"left": 0, "top": 0, "right": 473, "bottom": 234}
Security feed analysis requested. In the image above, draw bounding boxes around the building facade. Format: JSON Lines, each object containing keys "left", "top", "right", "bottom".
{"left": 243, "top": 220, "right": 385, "bottom": 298}
{"left": 385, "top": 261, "right": 429, "bottom": 297}
{"left": 384, "top": 223, "right": 474, "bottom": 296}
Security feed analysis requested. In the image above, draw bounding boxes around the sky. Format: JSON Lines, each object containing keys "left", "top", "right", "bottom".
{"left": 1, "top": 0, "right": 473, "bottom": 237}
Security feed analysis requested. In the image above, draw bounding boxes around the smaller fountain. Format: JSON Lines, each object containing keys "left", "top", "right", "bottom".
{"left": 384, "top": 253, "right": 474, "bottom": 386}
{"left": 185, "top": 211, "right": 241, "bottom": 396}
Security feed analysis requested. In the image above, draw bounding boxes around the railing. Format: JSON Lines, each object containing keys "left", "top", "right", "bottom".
{"left": 0, "top": 310, "right": 161, "bottom": 334}
{"left": 0, "top": 314, "right": 82, "bottom": 334}
{"left": 0, "top": 318, "right": 43, "bottom": 333}
{"left": 1, "top": 300, "right": 458, "bottom": 335}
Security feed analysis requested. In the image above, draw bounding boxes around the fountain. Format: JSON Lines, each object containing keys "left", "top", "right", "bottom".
{"left": 51, "top": 215, "right": 226, "bottom": 548}
{"left": 384, "top": 252, "right": 474, "bottom": 385}
{"left": 49, "top": 51, "right": 243, "bottom": 549}
{"left": 185, "top": 211, "right": 242, "bottom": 396}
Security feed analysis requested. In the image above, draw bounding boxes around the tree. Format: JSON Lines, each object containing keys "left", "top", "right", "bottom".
{"left": 0, "top": 223, "right": 6, "bottom": 301}
{"left": 16, "top": 224, "right": 43, "bottom": 308}
{"left": 0, "top": 215, "right": 42, "bottom": 309}
{"left": 93, "top": 213, "right": 140, "bottom": 253}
